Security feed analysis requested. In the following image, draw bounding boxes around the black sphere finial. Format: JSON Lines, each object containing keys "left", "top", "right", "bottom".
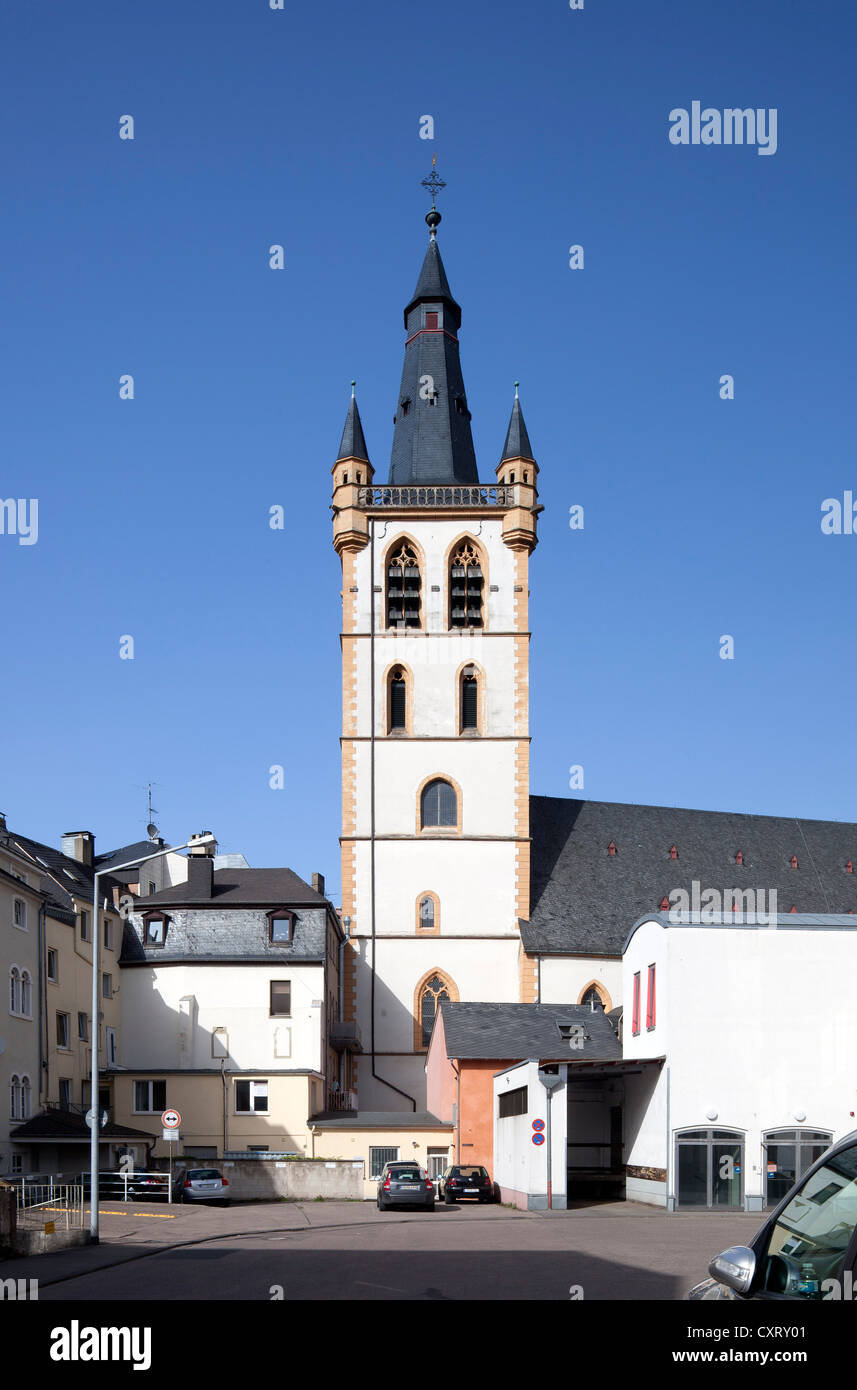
{"left": 426, "top": 207, "right": 442, "bottom": 232}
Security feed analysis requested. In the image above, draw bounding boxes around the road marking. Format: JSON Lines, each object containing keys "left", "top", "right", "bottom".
{"left": 96, "top": 1209, "right": 179, "bottom": 1219}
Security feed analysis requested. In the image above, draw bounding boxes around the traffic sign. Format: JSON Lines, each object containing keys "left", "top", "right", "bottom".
{"left": 162, "top": 1129, "right": 180, "bottom": 1142}
{"left": 161, "top": 1109, "right": 181, "bottom": 1129}
{"left": 532, "top": 1133, "right": 545, "bottom": 1146}
{"left": 532, "top": 1119, "right": 545, "bottom": 1132}
{"left": 85, "top": 1109, "right": 108, "bottom": 1130}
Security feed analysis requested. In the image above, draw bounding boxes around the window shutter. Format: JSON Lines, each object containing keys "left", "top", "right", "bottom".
{"left": 462, "top": 677, "right": 478, "bottom": 730}
{"left": 391, "top": 679, "right": 407, "bottom": 729}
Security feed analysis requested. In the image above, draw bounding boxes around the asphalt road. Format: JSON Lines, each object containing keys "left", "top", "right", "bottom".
{"left": 18, "top": 1198, "right": 763, "bottom": 1301}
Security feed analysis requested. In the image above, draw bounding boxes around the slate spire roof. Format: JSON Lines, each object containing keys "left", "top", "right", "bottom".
{"left": 501, "top": 386, "right": 535, "bottom": 462}
{"left": 336, "top": 387, "right": 370, "bottom": 463}
{"left": 388, "top": 217, "right": 478, "bottom": 486}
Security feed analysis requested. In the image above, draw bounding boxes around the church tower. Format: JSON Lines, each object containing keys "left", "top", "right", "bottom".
{"left": 332, "top": 194, "right": 540, "bottom": 1110}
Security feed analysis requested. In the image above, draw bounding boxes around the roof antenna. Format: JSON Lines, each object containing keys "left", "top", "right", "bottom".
{"left": 145, "top": 782, "right": 160, "bottom": 840}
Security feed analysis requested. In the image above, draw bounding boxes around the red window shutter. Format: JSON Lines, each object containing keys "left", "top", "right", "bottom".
{"left": 425, "top": 312, "right": 439, "bottom": 330}
{"left": 646, "top": 965, "right": 656, "bottom": 1029}
{"left": 632, "top": 972, "right": 641, "bottom": 1035}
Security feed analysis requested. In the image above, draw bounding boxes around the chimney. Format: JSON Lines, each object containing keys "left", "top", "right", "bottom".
{"left": 312, "top": 872, "right": 325, "bottom": 897}
{"left": 61, "top": 831, "right": 95, "bottom": 867}
{"left": 0, "top": 812, "right": 6, "bottom": 833}
{"left": 186, "top": 832, "right": 216, "bottom": 898}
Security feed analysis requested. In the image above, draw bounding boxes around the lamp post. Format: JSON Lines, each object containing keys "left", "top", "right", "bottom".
{"left": 88, "top": 833, "right": 216, "bottom": 1240}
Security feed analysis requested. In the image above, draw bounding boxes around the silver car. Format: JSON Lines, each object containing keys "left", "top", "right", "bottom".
{"left": 179, "top": 1167, "right": 231, "bottom": 1204}
{"left": 689, "top": 1128, "right": 857, "bottom": 1300}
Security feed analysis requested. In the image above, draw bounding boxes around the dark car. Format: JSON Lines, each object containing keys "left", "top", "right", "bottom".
{"left": 688, "top": 1128, "right": 857, "bottom": 1300}
{"left": 437, "top": 1165, "right": 494, "bottom": 1204}
{"left": 376, "top": 1161, "right": 435, "bottom": 1211}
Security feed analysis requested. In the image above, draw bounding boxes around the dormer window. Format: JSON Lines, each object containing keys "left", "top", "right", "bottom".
{"left": 143, "top": 913, "right": 168, "bottom": 947}
{"left": 425, "top": 311, "right": 439, "bottom": 330}
{"left": 400, "top": 397, "right": 410, "bottom": 418}
{"left": 669, "top": 845, "right": 678, "bottom": 860}
{"left": 268, "top": 909, "right": 296, "bottom": 944}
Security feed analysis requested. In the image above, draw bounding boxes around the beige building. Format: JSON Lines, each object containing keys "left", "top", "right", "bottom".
{"left": 1, "top": 824, "right": 47, "bottom": 1176}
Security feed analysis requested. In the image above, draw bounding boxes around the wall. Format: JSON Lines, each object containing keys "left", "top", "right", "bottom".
{"left": 217, "top": 1157, "right": 363, "bottom": 1202}
{"left": 312, "top": 1124, "right": 454, "bottom": 1198}
{"left": 493, "top": 1061, "right": 567, "bottom": 1210}
{"left": 538, "top": 956, "right": 623, "bottom": 1012}
{"left": 1, "top": 856, "right": 42, "bottom": 1175}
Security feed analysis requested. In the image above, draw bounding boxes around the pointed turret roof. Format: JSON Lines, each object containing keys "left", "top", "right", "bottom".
{"left": 403, "top": 237, "right": 460, "bottom": 324}
{"left": 336, "top": 389, "right": 370, "bottom": 462}
{"left": 500, "top": 388, "right": 535, "bottom": 462}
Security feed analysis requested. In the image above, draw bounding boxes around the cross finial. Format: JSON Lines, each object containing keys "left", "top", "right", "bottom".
{"left": 421, "top": 156, "right": 446, "bottom": 237}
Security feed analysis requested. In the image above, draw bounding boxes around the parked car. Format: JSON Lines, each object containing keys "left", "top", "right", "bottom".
{"left": 179, "top": 1167, "right": 231, "bottom": 1204}
{"left": 376, "top": 1161, "right": 435, "bottom": 1211}
{"left": 437, "top": 1164, "right": 494, "bottom": 1204}
{"left": 688, "top": 1128, "right": 857, "bottom": 1300}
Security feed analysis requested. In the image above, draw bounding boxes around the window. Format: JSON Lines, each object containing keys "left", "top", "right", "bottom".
{"left": 78, "top": 1011, "right": 88, "bottom": 1041}
{"left": 449, "top": 540, "right": 483, "bottom": 628}
{"left": 763, "top": 1129, "right": 832, "bottom": 1208}
{"left": 143, "top": 915, "right": 167, "bottom": 946}
{"left": 386, "top": 541, "right": 421, "bottom": 629}
{"left": 21, "top": 1076, "right": 31, "bottom": 1120}
{"left": 427, "top": 1148, "right": 449, "bottom": 1180}
{"left": 579, "top": 985, "right": 606, "bottom": 1011}
{"left": 104, "top": 917, "right": 113, "bottom": 950}
{"left": 134, "top": 1080, "right": 167, "bottom": 1112}
{"left": 370, "top": 1146, "right": 399, "bottom": 1180}
{"left": 79, "top": 910, "right": 90, "bottom": 941}
{"left": 499, "top": 1086, "right": 528, "bottom": 1119}
{"left": 420, "top": 778, "right": 458, "bottom": 830}
{"left": 268, "top": 910, "right": 295, "bottom": 943}
{"left": 47, "top": 949, "right": 58, "bottom": 983}
{"left": 13, "top": 898, "right": 26, "bottom": 930}
{"left": 419, "top": 974, "right": 450, "bottom": 1049}
{"left": 270, "top": 981, "right": 291, "bottom": 1016}
{"left": 631, "top": 972, "right": 641, "bottom": 1036}
{"left": 56, "top": 1012, "right": 70, "bottom": 1049}
{"left": 106, "top": 1027, "right": 117, "bottom": 1066}
{"left": 425, "top": 311, "right": 439, "bottom": 330}
{"left": 148, "top": 881, "right": 156, "bottom": 895}
{"left": 418, "top": 895, "right": 436, "bottom": 931}
{"left": 10, "top": 1154, "right": 22, "bottom": 1175}
{"left": 102, "top": 973, "right": 112, "bottom": 999}
{"left": 19, "top": 970, "right": 31, "bottom": 1018}
{"left": 235, "top": 1080, "right": 268, "bottom": 1114}
{"left": 58, "top": 1079, "right": 71, "bottom": 1110}
{"left": 388, "top": 667, "right": 408, "bottom": 732}
{"left": 646, "top": 964, "right": 656, "bottom": 1029}
{"left": 460, "top": 666, "right": 480, "bottom": 733}
{"left": 10, "top": 1075, "right": 21, "bottom": 1120}
{"left": 9, "top": 967, "right": 20, "bottom": 1014}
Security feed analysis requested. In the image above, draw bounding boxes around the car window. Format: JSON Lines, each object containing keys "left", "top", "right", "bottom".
{"left": 188, "top": 1169, "right": 221, "bottom": 1180}
{"left": 758, "top": 1143, "right": 857, "bottom": 1298}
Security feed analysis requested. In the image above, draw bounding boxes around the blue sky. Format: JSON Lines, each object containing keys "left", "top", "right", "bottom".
{"left": 2, "top": 0, "right": 855, "bottom": 899}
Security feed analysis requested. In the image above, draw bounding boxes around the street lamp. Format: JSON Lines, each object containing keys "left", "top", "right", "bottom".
{"left": 89, "top": 833, "right": 216, "bottom": 1240}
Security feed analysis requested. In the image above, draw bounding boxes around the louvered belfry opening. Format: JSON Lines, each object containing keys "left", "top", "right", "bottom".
{"left": 390, "top": 668, "right": 407, "bottom": 730}
{"left": 461, "top": 668, "right": 479, "bottom": 731}
{"left": 387, "top": 542, "right": 421, "bottom": 628}
{"left": 450, "top": 540, "right": 483, "bottom": 628}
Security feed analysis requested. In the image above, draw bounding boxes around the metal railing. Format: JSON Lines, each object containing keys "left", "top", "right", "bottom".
{"left": 326, "top": 1089, "right": 358, "bottom": 1111}
{"left": 14, "top": 1179, "right": 85, "bottom": 1229}
{"left": 79, "top": 1170, "right": 175, "bottom": 1203}
{"left": 358, "top": 485, "right": 515, "bottom": 509}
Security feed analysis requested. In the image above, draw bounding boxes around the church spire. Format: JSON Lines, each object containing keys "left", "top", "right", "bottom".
{"left": 388, "top": 170, "right": 478, "bottom": 487}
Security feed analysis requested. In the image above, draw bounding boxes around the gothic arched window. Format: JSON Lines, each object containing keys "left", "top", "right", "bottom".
{"left": 416, "top": 892, "right": 440, "bottom": 934}
{"left": 580, "top": 985, "right": 605, "bottom": 1011}
{"left": 460, "top": 665, "right": 480, "bottom": 733}
{"left": 388, "top": 666, "right": 408, "bottom": 733}
{"left": 420, "top": 778, "right": 458, "bottom": 830}
{"left": 449, "top": 540, "right": 483, "bottom": 628}
{"left": 419, "top": 975, "right": 450, "bottom": 1048}
{"left": 386, "top": 542, "right": 421, "bottom": 629}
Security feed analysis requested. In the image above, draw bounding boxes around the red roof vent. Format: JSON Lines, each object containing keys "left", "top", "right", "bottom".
{"left": 607, "top": 841, "right": 617, "bottom": 857}
{"left": 846, "top": 861, "right": 853, "bottom": 874}
{"left": 658, "top": 896, "right": 671, "bottom": 912}
{"left": 669, "top": 845, "right": 678, "bottom": 860}
{"left": 789, "top": 905, "right": 798, "bottom": 913}
{"left": 735, "top": 850, "right": 744, "bottom": 865}
{"left": 789, "top": 855, "right": 799, "bottom": 869}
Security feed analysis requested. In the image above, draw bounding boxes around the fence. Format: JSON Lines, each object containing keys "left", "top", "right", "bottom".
{"left": 79, "top": 1171, "right": 175, "bottom": 1203}
{"left": 14, "top": 1179, "right": 85, "bottom": 1230}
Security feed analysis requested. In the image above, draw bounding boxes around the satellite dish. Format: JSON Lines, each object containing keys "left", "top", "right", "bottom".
{"left": 147, "top": 823, "right": 159, "bottom": 840}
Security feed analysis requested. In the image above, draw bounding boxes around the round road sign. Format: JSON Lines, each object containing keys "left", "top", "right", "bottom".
{"left": 532, "top": 1132, "right": 545, "bottom": 1146}
{"left": 161, "top": 1109, "right": 181, "bottom": 1129}
{"left": 532, "top": 1118, "right": 545, "bottom": 1132}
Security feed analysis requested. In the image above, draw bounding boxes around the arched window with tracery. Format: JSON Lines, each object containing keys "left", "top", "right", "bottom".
{"left": 386, "top": 541, "right": 421, "bottom": 629}
{"left": 579, "top": 984, "right": 607, "bottom": 1011}
{"left": 420, "top": 778, "right": 458, "bottom": 830}
{"left": 419, "top": 975, "right": 450, "bottom": 1048}
{"left": 449, "top": 540, "right": 484, "bottom": 628}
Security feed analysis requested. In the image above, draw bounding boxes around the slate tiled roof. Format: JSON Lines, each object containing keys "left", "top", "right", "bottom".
{"left": 308, "top": 1111, "right": 452, "bottom": 1129}
{"left": 9, "top": 1111, "right": 152, "bottom": 1142}
{"left": 140, "top": 868, "right": 325, "bottom": 907}
{"left": 4, "top": 830, "right": 104, "bottom": 921}
{"left": 500, "top": 394, "right": 534, "bottom": 462}
{"left": 525, "top": 796, "right": 857, "bottom": 956}
{"left": 438, "top": 1001, "right": 622, "bottom": 1063}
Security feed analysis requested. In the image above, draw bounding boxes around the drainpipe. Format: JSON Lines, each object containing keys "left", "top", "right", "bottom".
{"left": 452, "top": 1060, "right": 461, "bottom": 1163}
{"left": 339, "top": 916, "right": 350, "bottom": 1091}
{"left": 220, "top": 1061, "right": 228, "bottom": 1158}
{"left": 38, "top": 903, "right": 47, "bottom": 1106}
{"left": 369, "top": 516, "right": 417, "bottom": 1111}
